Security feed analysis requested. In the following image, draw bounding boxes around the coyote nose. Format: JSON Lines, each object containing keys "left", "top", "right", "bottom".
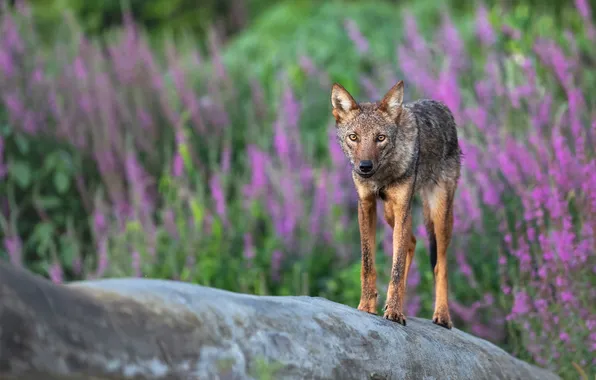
{"left": 359, "top": 160, "right": 373, "bottom": 173}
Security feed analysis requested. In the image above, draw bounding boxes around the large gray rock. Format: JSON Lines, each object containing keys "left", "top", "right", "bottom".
{"left": 0, "top": 261, "right": 559, "bottom": 380}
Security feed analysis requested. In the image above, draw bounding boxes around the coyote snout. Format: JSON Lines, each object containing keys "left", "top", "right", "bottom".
{"left": 354, "top": 154, "right": 379, "bottom": 178}
{"left": 358, "top": 160, "right": 374, "bottom": 175}
{"left": 330, "top": 80, "right": 462, "bottom": 330}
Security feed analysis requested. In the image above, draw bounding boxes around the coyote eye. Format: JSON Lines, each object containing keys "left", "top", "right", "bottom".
{"left": 377, "top": 135, "right": 386, "bottom": 142}
{"left": 348, "top": 134, "right": 358, "bottom": 141}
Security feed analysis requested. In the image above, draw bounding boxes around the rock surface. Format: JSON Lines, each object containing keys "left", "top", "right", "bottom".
{"left": 0, "top": 261, "right": 560, "bottom": 380}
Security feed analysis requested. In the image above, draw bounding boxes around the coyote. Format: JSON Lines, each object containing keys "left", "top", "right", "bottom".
{"left": 330, "top": 80, "right": 461, "bottom": 329}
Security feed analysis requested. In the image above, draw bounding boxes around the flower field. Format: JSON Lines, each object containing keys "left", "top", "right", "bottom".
{"left": 0, "top": 1, "right": 594, "bottom": 378}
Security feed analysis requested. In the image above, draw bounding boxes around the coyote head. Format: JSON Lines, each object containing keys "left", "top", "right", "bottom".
{"left": 330, "top": 81, "right": 415, "bottom": 180}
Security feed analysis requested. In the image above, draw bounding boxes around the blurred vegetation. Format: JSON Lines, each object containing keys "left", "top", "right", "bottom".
{"left": 0, "top": 0, "right": 594, "bottom": 379}
{"left": 16, "top": 0, "right": 596, "bottom": 43}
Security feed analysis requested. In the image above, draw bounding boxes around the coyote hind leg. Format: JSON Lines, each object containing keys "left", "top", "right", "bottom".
{"left": 404, "top": 234, "right": 416, "bottom": 289}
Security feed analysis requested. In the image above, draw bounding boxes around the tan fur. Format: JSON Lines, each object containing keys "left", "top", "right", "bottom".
{"left": 354, "top": 178, "right": 378, "bottom": 314}
{"left": 354, "top": 176, "right": 420, "bottom": 324}
{"left": 404, "top": 234, "right": 417, "bottom": 290}
{"left": 380, "top": 179, "right": 414, "bottom": 324}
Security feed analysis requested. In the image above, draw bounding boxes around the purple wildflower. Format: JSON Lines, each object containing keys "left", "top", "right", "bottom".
{"left": 131, "top": 251, "right": 142, "bottom": 277}
{"left": 475, "top": 5, "right": 496, "bottom": 45}
{"left": 243, "top": 233, "right": 256, "bottom": 261}
{"left": 4, "top": 235, "right": 23, "bottom": 267}
{"left": 94, "top": 236, "right": 109, "bottom": 278}
{"left": 244, "top": 145, "right": 268, "bottom": 200}
{"left": 508, "top": 290, "right": 531, "bottom": 320}
{"left": 575, "top": 0, "right": 592, "bottom": 19}
{"left": 271, "top": 250, "right": 283, "bottom": 281}
{"left": 48, "top": 262, "right": 64, "bottom": 284}
{"left": 344, "top": 19, "right": 369, "bottom": 54}
{"left": 0, "top": 136, "right": 6, "bottom": 179}
{"left": 0, "top": 49, "right": 13, "bottom": 77}
{"left": 210, "top": 174, "right": 226, "bottom": 219}
{"left": 172, "top": 153, "right": 184, "bottom": 177}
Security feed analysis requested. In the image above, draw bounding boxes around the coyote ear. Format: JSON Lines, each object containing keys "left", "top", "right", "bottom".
{"left": 379, "top": 80, "right": 404, "bottom": 120}
{"left": 331, "top": 83, "right": 359, "bottom": 122}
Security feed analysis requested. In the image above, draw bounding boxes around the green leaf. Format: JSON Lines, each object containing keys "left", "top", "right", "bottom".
{"left": 34, "top": 222, "right": 55, "bottom": 240}
{"left": 180, "top": 267, "right": 192, "bottom": 282}
{"left": 158, "top": 174, "right": 173, "bottom": 195}
{"left": 179, "top": 142, "right": 192, "bottom": 174}
{"left": 9, "top": 161, "right": 31, "bottom": 189}
{"left": 36, "top": 196, "right": 62, "bottom": 209}
{"left": 59, "top": 243, "right": 75, "bottom": 270}
{"left": 126, "top": 220, "right": 143, "bottom": 234}
{"left": 53, "top": 171, "right": 70, "bottom": 194}
{"left": 43, "top": 152, "right": 59, "bottom": 172}
{"left": 32, "top": 222, "right": 56, "bottom": 253}
{"left": 189, "top": 198, "right": 205, "bottom": 227}
{"left": 211, "top": 218, "right": 223, "bottom": 242}
{"left": 0, "top": 123, "right": 12, "bottom": 135}
{"left": 14, "top": 134, "right": 30, "bottom": 154}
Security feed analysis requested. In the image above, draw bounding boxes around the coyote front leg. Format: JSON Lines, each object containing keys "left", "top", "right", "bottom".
{"left": 424, "top": 181, "right": 456, "bottom": 329}
{"left": 356, "top": 193, "right": 378, "bottom": 315}
{"left": 383, "top": 183, "right": 414, "bottom": 325}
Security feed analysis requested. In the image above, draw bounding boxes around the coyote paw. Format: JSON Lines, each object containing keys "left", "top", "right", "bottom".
{"left": 383, "top": 305, "right": 406, "bottom": 326}
{"left": 357, "top": 298, "right": 378, "bottom": 315}
{"left": 432, "top": 310, "right": 453, "bottom": 329}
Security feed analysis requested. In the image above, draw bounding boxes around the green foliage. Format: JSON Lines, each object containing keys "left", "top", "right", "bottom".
{"left": 23, "top": 0, "right": 324, "bottom": 47}
{"left": 22, "top": 0, "right": 587, "bottom": 43}
{"left": 0, "top": 123, "right": 91, "bottom": 279}
{"left": 26, "top": 0, "right": 247, "bottom": 39}
{"left": 250, "top": 357, "right": 285, "bottom": 380}
{"left": 221, "top": 1, "right": 400, "bottom": 94}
